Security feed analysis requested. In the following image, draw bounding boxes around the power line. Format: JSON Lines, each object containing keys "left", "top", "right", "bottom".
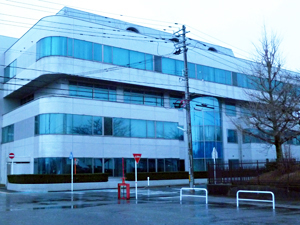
{"left": 38, "top": 0, "right": 182, "bottom": 28}
{"left": 0, "top": 11, "right": 177, "bottom": 35}
{"left": 0, "top": 20, "right": 173, "bottom": 43}
{"left": 187, "top": 25, "right": 251, "bottom": 59}
{"left": 0, "top": 10, "right": 287, "bottom": 104}
{"left": 0, "top": 1, "right": 54, "bottom": 13}
{"left": 0, "top": 4, "right": 260, "bottom": 73}
{"left": 0, "top": 1, "right": 180, "bottom": 33}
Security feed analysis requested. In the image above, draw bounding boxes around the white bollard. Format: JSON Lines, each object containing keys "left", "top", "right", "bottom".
{"left": 147, "top": 177, "right": 150, "bottom": 186}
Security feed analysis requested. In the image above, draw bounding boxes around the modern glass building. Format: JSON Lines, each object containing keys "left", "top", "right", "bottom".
{"left": 1, "top": 7, "right": 299, "bottom": 185}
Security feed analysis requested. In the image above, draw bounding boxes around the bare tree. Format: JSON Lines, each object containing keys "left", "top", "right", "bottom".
{"left": 234, "top": 29, "right": 300, "bottom": 161}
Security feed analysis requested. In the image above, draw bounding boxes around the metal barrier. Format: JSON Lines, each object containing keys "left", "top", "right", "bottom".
{"left": 236, "top": 190, "right": 275, "bottom": 209}
{"left": 180, "top": 188, "right": 208, "bottom": 204}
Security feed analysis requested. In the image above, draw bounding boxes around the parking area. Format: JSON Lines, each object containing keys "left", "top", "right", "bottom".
{"left": 1, "top": 186, "right": 300, "bottom": 224}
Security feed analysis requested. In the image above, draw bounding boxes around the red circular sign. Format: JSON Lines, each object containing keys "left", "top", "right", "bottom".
{"left": 9, "top": 153, "right": 15, "bottom": 159}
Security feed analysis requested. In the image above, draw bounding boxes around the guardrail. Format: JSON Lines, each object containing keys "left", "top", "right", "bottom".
{"left": 236, "top": 190, "right": 275, "bottom": 209}
{"left": 180, "top": 188, "right": 208, "bottom": 204}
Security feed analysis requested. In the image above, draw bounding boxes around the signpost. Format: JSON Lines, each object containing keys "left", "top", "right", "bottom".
{"left": 69, "top": 152, "right": 73, "bottom": 192}
{"left": 9, "top": 153, "right": 15, "bottom": 175}
{"left": 211, "top": 147, "right": 218, "bottom": 184}
{"left": 133, "top": 153, "right": 142, "bottom": 200}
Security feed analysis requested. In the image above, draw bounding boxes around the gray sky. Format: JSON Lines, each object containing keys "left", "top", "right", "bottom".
{"left": 0, "top": 0, "right": 299, "bottom": 71}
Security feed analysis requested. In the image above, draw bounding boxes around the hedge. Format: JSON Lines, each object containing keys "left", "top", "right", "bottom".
{"left": 125, "top": 171, "right": 207, "bottom": 181}
{"left": 7, "top": 173, "right": 109, "bottom": 184}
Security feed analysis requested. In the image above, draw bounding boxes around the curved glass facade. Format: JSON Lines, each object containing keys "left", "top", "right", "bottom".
{"left": 34, "top": 157, "right": 181, "bottom": 176}
{"left": 190, "top": 97, "right": 223, "bottom": 171}
{"left": 35, "top": 36, "right": 261, "bottom": 90}
{"left": 35, "top": 113, "right": 183, "bottom": 140}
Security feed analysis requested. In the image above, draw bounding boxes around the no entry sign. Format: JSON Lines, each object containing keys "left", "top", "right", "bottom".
{"left": 133, "top": 153, "right": 142, "bottom": 164}
{"left": 9, "top": 153, "right": 15, "bottom": 159}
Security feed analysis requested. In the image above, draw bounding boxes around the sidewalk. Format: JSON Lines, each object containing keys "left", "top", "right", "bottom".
{"left": 4, "top": 178, "right": 207, "bottom": 192}
{"left": 204, "top": 194, "right": 300, "bottom": 210}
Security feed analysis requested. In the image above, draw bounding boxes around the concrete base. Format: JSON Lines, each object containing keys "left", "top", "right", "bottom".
{"left": 7, "top": 178, "right": 207, "bottom": 192}
{"left": 207, "top": 184, "right": 232, "bottom": 196}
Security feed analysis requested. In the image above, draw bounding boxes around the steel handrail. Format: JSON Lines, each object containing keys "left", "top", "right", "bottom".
{"left": 180, "top": 188, "right": 208, "bottom": 204}
{"left": 236, "top": 190, "right": 275, "bottom": 209}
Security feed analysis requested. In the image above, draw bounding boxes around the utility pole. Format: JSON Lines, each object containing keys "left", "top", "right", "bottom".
{"left": 182, "top": 25, "right": 194, "bottom": 188}
{"left": 172, "top": 25, "right": 194, "bottom": 188}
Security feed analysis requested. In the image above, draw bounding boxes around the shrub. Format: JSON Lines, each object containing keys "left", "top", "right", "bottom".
{"left": 7, "top": 173, "right": 109, "bottom": 184}
{"left": 125, "top": 171, "right": 207, "bottom": 181}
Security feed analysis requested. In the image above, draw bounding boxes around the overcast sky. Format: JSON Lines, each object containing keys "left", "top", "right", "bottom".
{"left": 0, "top": 0, "right": 299, "bottom": 71}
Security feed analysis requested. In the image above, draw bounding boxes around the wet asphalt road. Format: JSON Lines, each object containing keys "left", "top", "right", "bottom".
{"left": 0, "top": 187, "right": 300, "bottom": 225}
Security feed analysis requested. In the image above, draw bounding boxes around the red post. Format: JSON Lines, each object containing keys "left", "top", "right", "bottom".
{"left": 118, "top": 157, "right": 130, "bottom": 199}
{"left": 74, "top": 158, "right": 76, "bottom": 175}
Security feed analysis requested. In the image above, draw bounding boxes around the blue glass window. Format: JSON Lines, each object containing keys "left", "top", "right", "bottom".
{"left": 51, "top": 37, "right": 67, "bottom": 56}
{"left": 202, "top": 66, "right": 215, "bottom": 82}
{"left": 69, "top": 82, "right": 93, "bottom": 98}
{"left": 175, "top": 60, "right": 184, "bottom": 76}
{"left": 74, "top": 39, "right": 93, "bottom": 60}
{"left": 144, "top": 92, "right": 161, "bottom": 106}
{"left": 124, "top": 90, "right": 143, "bottom": 104}
{"left": 65, "top": 114, "right": 73, "bottom": 134}
{"left": 164, "top": 122, "right": 178, "bottom": 139}
{"left": 93, "top": 116, "right": 102, "bottom": 135}
{"left": 196, "top": 65, "right": 203, "bottom": 80}
{"left": 36, "top": 36, "right": 293, "bottom": 97}
{"left": 37, "top": 37, "right": 51, "bottom": 59}
{"left": 131, "top": 119, "right": 146, "bottom": 137}
{"left": 69, "top": 82, "right": 116, "bottom": 102}
{"left": 154, "top": 56, "right": 162, "bottom": 72}
{"left": 248, "top": 75, "right": 260, "bottom": 90}
{"left": 113, "top": 47, "right": 129, "bottom": 67}
{"left": 227, "top": 129, "right": 238, "bottom": 143}
{"left": 147, "top": 121, "right": 155, "bottom": 138}
{"left": 188, "top": 63, "right": 196, "bottom": 78}
{"left": 165, "top": 158, "right": 179, "bottom": 172}
{"left": 93, "top": 43, "right": 102, "bottom": 62}
{"left": 35, "top": 114, "right": 64, "bottom": 134}
{"left": 190, "top": 97, "right": 222, "bottom": 163}
{"left": 192, "top": 126, "right": 203, "bottom": 141}
{"left": 113, "top": 118, "right": 130, "bottom": 137}
{"left": 124, "top": 89, "right": 163, "bottom": 106}
{"left": 72, "top": 115, "right": 92, "bottom": 135}
{"left": 103, "top": 46, "right": 112, "bottom": 63}
{"left": 293, "top": 136, "right": 300, "bottom": 145}
{"left": 156, "top": 122, "right": 164, "bottom": 138}
{"left": 130, "top": 51, "right": 145, "bottom": 69}
{"left": 109, "top": 88, "right": 117, "bottom": 102}
{"left": 243, "top": 129, "right": 268, "bottom": 143}
{"left": 237, "top": 73, "right": 248, "bottom": 88}
{"left": 232, "top": 72, "right": 238, "bottom": 86}
{"left": 170, "top": 96, "right": 182, "bottom": 108}
{"left": 215, "top": 69, "right": 232, "bottom": 85}
{"left": 34, "top": 114, "right": 183, "bottom": 140}
{"left": 203, "top": 111, "right": 215, "bottom": 126}
{"left": 162, "top": 57, "right": 176, "bottom": 75}
{"left": 145, "top": 54, "right": 153, "bottom": 70}
{"left": 4, "top": 60, "right": 17, "bottom": 83}
{"left": 67, "top": 38, "right": 73, "bottom": 57}
{"left": 157, "top": 159, "right": 164, "bottom": 172}
{"left": 104, "top": 117, "right": 113, "bottom": 135}
{"left": 1, "top": 124, "right": 14, "bottom": 143}
{"left": 94, "top": 86, "right": 109, "bottom": 101}
{"left": 225, "top": 103, "right": 236, "bottom": 116}
{"left": 203, "top": 126, "right": 215, "bottom": 141}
